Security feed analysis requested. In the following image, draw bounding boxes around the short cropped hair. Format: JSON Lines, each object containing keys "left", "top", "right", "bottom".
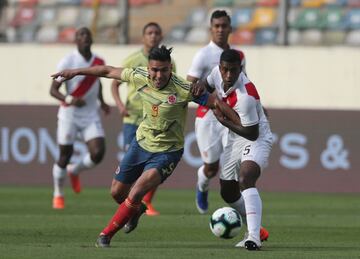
{"left": 210, "top": 10, "right": 231, "bottom": 24}
{"left": 148, "top": 45, "right": 172, "bottom": 62}
{"left": 142, "top": 22, "right": 162, "bottom": 35}
{"left": 220, "top": 49, "right": 242, "bottom": 64}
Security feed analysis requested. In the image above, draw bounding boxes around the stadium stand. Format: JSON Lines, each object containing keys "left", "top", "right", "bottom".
{"left": 1, "top": 0, "right": 360, "bottom": 46}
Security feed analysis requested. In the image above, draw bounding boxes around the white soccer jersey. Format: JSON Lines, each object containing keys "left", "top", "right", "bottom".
{"left": 187, "top": 41, "right": 246, "bottom": 120}
{"left": 57, "top": 50, "right": 105, "bottom": 120}
{"left": 207, "top": 68, "right": 273, "bottom": 178}
{"left": 207, "top": 68, "right": 272, "bottom": 142}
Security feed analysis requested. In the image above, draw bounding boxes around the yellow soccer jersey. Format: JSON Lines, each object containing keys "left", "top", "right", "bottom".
{"left": 120, "top": 67, "right": 194, "bottom": 153}
{"left": 121, "top": 50, "right": 177, "bottom": 126}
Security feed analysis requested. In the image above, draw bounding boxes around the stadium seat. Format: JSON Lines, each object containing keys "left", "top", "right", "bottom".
{"left": 293, "top": 8, "right": 323, "bottom": 29}
{"left": 37, "top": 7, "right": 57, "bottom": 25}
{"left": 77, "top": 8, "right": 93, "bottom": 27}
{"left": 324, "top": 0, "right": 348, "bottom": 6}
{"left": 301, "top": 29, "right": 323, "bottom": 45}
{"left": 233, "top": 0, "right": 257, "bottom": 7}
{"left": 212, "top": 0, "right": 234, "bottom": 7}
{"left": 301, "top": 0, "right": 326, "bottom": 8}
{"left": 38, "top": 0, "right": 57, "bottom": 5}
{"left": 57, "top": 6, "right": 79, "bottom": 27}
{"left": 347, "top": 0, "right": 360, "bottom": 7}
{"left": 10, "top": 5, "right": 36, "bottom": 27}
{"left": 95, "top": 26, "right": 118, "bottom": 44}
{"left": 58, "top": 27, "right": 76, "bottom": 43}
{"left": 231, "top": 8, "right": 253, "bottom": 28}
{"left": 36, "top": 24, "right": 58, "bottom": 43}
{"left": 344, "top": 9, "right": 360, "bottom": 29}
{"left": 17, "top": 0, "right": 38, "bottom": 5}
{"left": 287, "top": 28, "right": 302, "bottom": 45}
{"left": 290, "top": 0, "right": 301, "bottom": 6}
{"left": 323, "top": 30, "right": 346, "bottom": 45}
{"left": 98, "top": 8, "right": 120, "bottom": 27}
{"left": 164, "top": 25, "right": 189, "bottom": 43}
{"left": 287, "top": 7, "right": 301, "bottom": 28}
{"left": 323, "top": 7, "right": 346, "bottom": 30}
{"left": 58, "top": 0, "right": 81, "bottom": 4}
{"left": 185, "top": 8, "right": 207, "bottom": 27}
{"left": 255, "top": 28, "right": 278, "bottom": 44}
{"left": 185, "top": 26, "right": 209, "bottom": 44}
{"left": 249, "top": 7, "right": 277, "bottom": 29}
{"left": 256, "top": 0, "right": 279, "bottom": 7}
{"left": 230, "top": 28, "right": 255, "bottom": 45}
{"left": 18, "top": 24, "right": 37, "bottom": 42}
{"left": 345, "top": 29, "right": 360, "bottom": 45}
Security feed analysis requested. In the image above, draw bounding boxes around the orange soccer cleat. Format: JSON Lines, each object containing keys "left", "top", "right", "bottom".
{"left": 52, "top": 196, "right": 65, "bottom": 209}
{"left": 68, "top": 172, "right": 81, "bottom": 193}
{"left": 260, "top": 226, "right": 269, "bottom": 242}
{"left": 144, "top": 202, "right": 160, "bottom": 216}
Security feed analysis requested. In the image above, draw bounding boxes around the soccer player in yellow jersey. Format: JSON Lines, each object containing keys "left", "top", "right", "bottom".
{"left": 52, "top": 46, "right": 211, "bottom": 248}
{"left": 111, "top": 22, "right": 176, "bottom": 217}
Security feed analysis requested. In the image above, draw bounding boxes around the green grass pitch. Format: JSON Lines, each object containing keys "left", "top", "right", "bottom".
{"left": 0, "top": 187, "right": 359, "bottom": 259}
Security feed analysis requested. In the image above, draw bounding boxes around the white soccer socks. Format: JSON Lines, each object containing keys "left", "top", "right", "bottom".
{"left": 242, "top": 187, "right": 262, "bottom": 241}
{"left": 52, "top": 163, "right": 66, "bottom": 197}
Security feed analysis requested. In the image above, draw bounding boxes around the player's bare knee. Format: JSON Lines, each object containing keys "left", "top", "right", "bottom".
{"left": 90, "top": 149, "right": 104, "bottom": 164}
{"left": 204, "top": 164, "right": 219, "bottom": 178}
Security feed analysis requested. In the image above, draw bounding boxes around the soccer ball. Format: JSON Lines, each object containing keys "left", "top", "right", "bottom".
{"left": 209, "top": 207, "right": 242, "bottom": 239}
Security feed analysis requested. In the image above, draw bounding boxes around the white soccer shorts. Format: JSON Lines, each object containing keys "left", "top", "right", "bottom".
{"left": 195, "top": 116, "right": 228, "bottom": 164}
{"left": 220, "top": 137, "right": 272, "bottom": 181}
{"left": 57, "top": 116, "right": 105, "bottom": 145}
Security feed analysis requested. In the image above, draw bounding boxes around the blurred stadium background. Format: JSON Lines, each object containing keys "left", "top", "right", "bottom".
{"left": 1, "top": 1, "right": 360, "bottom": 258}
{"left": 0, "top": 0, "right": 359, "bottom": 192}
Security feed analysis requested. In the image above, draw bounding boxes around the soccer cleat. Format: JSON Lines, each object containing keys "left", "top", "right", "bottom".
{"left": 144, "top": 202, "right": 160, "bottom": 216}
{"left": 52, "top": 196, "right": 65, "bottom": 209}
{"left": 123, "top": 202, "right": 147, "bottom": 234}
{"left": 95, "top": 234, "right": 111, "bottom": 248}
{"left": 68, "top": 172, "right": 81, "bottom": 194}
{"left": 260, "top": 227, "right": 269, "bottom": 242}
{"left": 245, "top": 235, "right": 261, "bottom": 251}
{"left": 235, "top": 227, "right": 269, "bottom": 248}
{"left": 195, "top": 188, "right": 208, "bottom": 214}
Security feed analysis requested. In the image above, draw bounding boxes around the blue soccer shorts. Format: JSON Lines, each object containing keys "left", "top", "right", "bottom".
{"left": 114, "top": 138, "right": 183, "bottom": 184}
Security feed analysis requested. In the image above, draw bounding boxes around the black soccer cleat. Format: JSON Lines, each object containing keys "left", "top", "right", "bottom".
{"left": 245, "top": 240, "right": 261, "bottom": 251}
{"left": 95, "top": 234, "right": 111, "bottom": 248}
{"left": 123, "top": 202, "right": 147, "bottom": 234}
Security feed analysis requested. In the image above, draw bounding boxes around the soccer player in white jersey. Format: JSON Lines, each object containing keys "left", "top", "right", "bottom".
{"left": 187, "top": 10, "right": 246, "bottom": 214}
{"left": 50, "top": 27, "right": 110, "bottom": 209}
{"left": 208, "top": 49, "right": 273, "bottom": 250}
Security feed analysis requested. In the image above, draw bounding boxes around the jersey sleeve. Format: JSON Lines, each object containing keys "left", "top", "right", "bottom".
{"left": 235, "top": 94, "right": 259, "bottom": 127}
{"left": 206, "top": 67, "right": 217, "bottom": 90}
{"left": 187, "top": 51, "right": 205, "bottom": 79}
{"left": 56, "top": 55, "right": 71, "bottom": 71}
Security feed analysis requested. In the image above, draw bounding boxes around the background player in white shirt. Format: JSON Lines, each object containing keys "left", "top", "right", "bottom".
{"left": 208, "top": 49, "right": 273, "bottom": 250}
{"left": 186, "top": 10, "right": 245, "bottom": 214}
{"left": 50, "top": 27, "right": 110, "bottom": 209}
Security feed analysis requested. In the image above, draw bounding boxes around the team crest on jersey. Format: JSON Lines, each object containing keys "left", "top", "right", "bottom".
{"left": 167, "top": 94, "right": 177, "bottom": 104}
{"left": 115, "top": 166, "right": 120, "bottom": 175}
{"left": 151, "top": 105, "right": 159, "bottom": 117}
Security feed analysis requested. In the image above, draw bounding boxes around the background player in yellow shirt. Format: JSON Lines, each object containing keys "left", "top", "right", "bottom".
{"left": 111, "top": 22, "right": 176, "bottom": 217}
{"left": 52, "top": 45, "right": 211, "bottom": 248}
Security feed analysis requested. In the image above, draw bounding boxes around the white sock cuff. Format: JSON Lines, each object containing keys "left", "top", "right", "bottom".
{"left": 242, "top": 187, "right": 259, "bottom": 197}
{"left": 53, "top": 164, "right": 66, "bottom": 178}
{"left": 83, "top": 153, "right": 96, "bottom": 168}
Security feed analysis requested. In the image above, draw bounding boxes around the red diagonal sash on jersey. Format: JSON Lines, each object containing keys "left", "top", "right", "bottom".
{"left": 70, "top": 57, "right": 104, "bottom": 98}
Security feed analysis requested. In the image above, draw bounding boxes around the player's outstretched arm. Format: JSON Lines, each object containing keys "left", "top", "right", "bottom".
{"left": 51, "top": 66, "right": 124, "bottom": 83}
{"left": 213, "top": 100, "right": 259, "bottom": 141}
{"left": 111, "top": 79, "right": 129, "bottom": 117}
